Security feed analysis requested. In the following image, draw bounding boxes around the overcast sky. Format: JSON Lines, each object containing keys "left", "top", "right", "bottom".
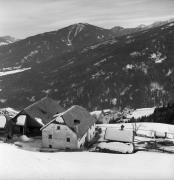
{"left": 0, "top": 0, "right": 174, "bottom": 38}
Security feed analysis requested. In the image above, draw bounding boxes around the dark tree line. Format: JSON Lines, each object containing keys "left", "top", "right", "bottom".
{"left": 131, "top": 101, "right": 174, "bottom": 125}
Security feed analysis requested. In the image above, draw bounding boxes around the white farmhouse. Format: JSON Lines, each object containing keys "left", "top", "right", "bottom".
{"left": 41, "top": 105, "right": 96, "bottom": 150}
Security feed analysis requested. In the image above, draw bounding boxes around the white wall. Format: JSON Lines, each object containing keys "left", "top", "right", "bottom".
{"left": 77, "top": 133, "right": 87, "bottom": 149}
{"left": 42, "top": 124, "right": 78, "bottom": 149}
{"left": 87, "top": 124, "right": 96, "bottom": 142}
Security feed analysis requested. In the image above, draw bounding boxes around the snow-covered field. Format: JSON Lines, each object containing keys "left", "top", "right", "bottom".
{"left": 0, "top": 142, "right": 174, "bottom": 180}
{"left": 97, "top": 122, "right": 174, "bottom": 134}
{"left": 126, "top": 107, "right": 155, "bottom": 119}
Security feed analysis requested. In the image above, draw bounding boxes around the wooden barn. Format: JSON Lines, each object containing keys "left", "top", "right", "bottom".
{"left": 41, "top": 105, "right": 96, "bottom": 150}
{"left": 10, "top": 97, "right": 65, "bottom": 136}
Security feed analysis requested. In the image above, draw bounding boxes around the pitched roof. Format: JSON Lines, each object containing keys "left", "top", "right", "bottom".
{"left": 42, "top": 105, "right": 96, "bottom": 139}
{"left": 104, "top": 128, "right": 134, "bottom": 143}
{"left": 15, "top": 97, "right": 65, "bottom": 127}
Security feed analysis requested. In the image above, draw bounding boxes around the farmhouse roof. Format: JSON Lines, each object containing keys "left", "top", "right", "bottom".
{"left": 42, "top": 105, "right": 96, "bottom": 139}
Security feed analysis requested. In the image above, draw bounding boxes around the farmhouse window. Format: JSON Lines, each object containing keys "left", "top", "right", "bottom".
{"left": 49, "top": 145, "right": 52, "bottom": 148}
{"left": 48, "top": 134, "right": 52, "bottom": 139}
{"left": 67, "top": 137, "right": 70, "bottom": 142}
{"left": 74, "top": 119, "right": 80, "bottom": 125}
{"left": 57, "top": 126, "right": 60, "bottom": 130}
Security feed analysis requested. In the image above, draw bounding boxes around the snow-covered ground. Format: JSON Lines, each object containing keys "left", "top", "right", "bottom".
{"left": 127, "top": 107, "right": 155, "bottom": 119}
{"left": 0, "top": 142, "right": 174, "bottom": 180}
{"left": 97, "top": 122, "right": 174, "bottom": 134}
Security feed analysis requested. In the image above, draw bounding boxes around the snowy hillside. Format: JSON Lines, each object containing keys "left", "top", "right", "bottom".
{"left": 0, "top": 143, "right": 174, "bottom": 180}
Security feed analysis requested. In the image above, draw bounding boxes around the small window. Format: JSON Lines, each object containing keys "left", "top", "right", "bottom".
{"left": 49, "top": 145, "right": 52, "bottom": 148}
{"left": 74, "top": 119, "right": 80, "bottom": 125}
{"left": 67, "top": 137, "right": 70, "bottom": 142}
{"left": 57, "top": 126, "right": 60, "bottom": 130}
{"left": 48, "top": 134, "right": 52, "bottom": 139}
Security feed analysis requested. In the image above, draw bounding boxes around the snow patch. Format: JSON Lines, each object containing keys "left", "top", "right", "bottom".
{"left": 94, "top": 58, "right": 107, "bottom": 66}
{"left": 166, "top": 69, "right": 173, "bottom": 76}
{"left": 0, "top": 68, "right": 31, "bottom": 77}
{"left": 21, "top": 50, "right": 38, "bottom": 63}
{"left": 91, "top": 70, "right": 105, "bottom": 79}
{"left": 0, "top": 99, "right": 7, "bottom": 103}
{"left": 0, "top": 42, "right": 8, "bottom": 46}
{"left": 55, "top": 115, "right": 64, "bottom": 124}
{"left": 150, "top": 52, "right": 167, "bottom": 63}
{"left": 120, "top": 85, "right": 132, "bottom": 96}
{"left": 35, "top": 118, "right": 44, "bottom": 126}
{"left": 73, "top": 23, "right": 85, "bottom": 37}
{"left": 126, "top": 64, "right": 134, "bottom": 69}
{"left": 97, "top": 35, "right": 104, "bottom": 39}
{"left": 27, "top": 96, "right": 35, "bottom": 102}
{"left": 42, "top": 89, "right": 51, "bottom": 94}
{"left": 19, "top": 135, "right": 32, "bottom": 142}
{"left": 167, "top": 23, "right": 174, "bottom": 27}
{"left": 130, "top": 51, "right": 141, "bottom": 57}
{"left": 150, "top": 82, "right": 164, "bottom": 91}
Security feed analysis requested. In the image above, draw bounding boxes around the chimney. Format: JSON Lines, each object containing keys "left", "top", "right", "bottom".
{"left": 74, "top": 125, "right": 78, "bottom": 134}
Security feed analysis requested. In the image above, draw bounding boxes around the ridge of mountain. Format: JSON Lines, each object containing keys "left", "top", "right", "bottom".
{"left": 0, "top": 36, "right": 17, "bottom": 46}
{"left": 0, "top": 21, "right": 174, "bottom": 110}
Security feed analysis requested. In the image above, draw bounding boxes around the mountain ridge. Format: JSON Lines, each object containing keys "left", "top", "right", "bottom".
{"left": 0, "top": 21, "right": 174, "bottom": 110}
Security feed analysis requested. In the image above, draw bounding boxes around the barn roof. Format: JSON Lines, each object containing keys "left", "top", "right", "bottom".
{"left": 104, "top": 127, "right": 134, "bottom": 143}
{"left": 13, "top": 97, "right": 65, "bottom": 127}
{"left": 42, "top": 105, "right": 96, "bottom": 139}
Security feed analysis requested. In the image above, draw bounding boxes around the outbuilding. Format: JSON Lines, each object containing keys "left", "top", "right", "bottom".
{"left": 41, "top": 105, "right": 96, "bottom": 150}
{"left": 10, "top": 97, "right": 65, "bottom": 136}
{"left": 104, "top": 127, "right": 134, "bottom": 143}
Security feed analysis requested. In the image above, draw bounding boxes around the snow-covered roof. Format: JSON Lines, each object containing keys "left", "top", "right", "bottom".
{"left": 42, "top": 105, "right": 96, "bottom": 139}
{"left": 90, "top": 109, "right": 112, "bottom": 119}
{"left": 97, "top": 142, "right": 134, "bottom": 153}
{"left": 0, "top": 115, "right": 7, "bottom": 128}
{"left": 13, "top": 97, "right": 65, "bottom": 128}
{"left": 90, "top": 111, "right": 102, "bottom": 119}
{"left": 16, "top": 115, "right": 26, "bottom": 126}
{"left": 105, "top": 127, "right": 134, "bottom": 143}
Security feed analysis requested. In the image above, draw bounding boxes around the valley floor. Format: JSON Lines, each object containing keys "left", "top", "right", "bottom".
{"left": 0, "top": 142, "right": 174, "bottom": 180}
